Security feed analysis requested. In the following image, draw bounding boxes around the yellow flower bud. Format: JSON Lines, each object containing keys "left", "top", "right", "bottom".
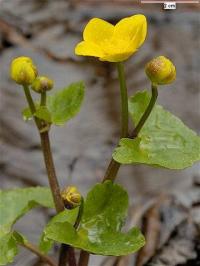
{"left": 61, "top": 186, "right": 82, "bottom": 209}
{"left": 31, "top": 76, "right": 54, "bottom": 93}
{"left": 10, "top": 56, "right": 38, "bottom": 85}
{"left": 145, "top": 56, "right": 176, "bottom": 85}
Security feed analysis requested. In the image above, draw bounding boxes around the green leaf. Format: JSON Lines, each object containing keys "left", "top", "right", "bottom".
{"left": 12, "top": 231, "right": 27, "bottom": 245}
{"left": 113, "top": 90, "right": 200, "bottom": 169}
{"left": 39, "top": 209, "right": 78, "bottom": 254}
{"left": 43, "top": 181, "right": 145, "bottom": 256}
{"left": 47, "top": 82, "right": 84, "bottom": 126}
{"left": 0, "top": 231, "right": 27, "bottom": 265}
{"left": 0, "top": 233, "right": 18, "bottom": 265}
{"left": 35, "top": 106, "right": 52, "bottom": 123}
{"left": 22, "top": 106, "right": 34, "bottom": 121}
{"left": 22, "top": 82, "right": 84, "bottom": 125}
{"left": 0, "top": 187, "right": 54, "bottom": 237}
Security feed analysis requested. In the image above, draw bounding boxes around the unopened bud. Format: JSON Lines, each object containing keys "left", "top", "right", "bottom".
{"left": 145, "top": 56, "right": 176, "bottom": 85}
{"left": 31, "top": 76, "right": 54, "bottom": 93}
{"left": 61, "top": 186, "right": 82, "bottom": 209}
{"left": 10, "top": 56, "right": 37, "bottom": 85}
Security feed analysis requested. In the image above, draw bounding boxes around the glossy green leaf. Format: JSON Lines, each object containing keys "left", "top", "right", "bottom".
{"left": 47, "top": 82, "right": 84, "bottom": 125}
{"left": 0, "top": 187, "right": 54, "bottom": 238}
{"left": 113, "top": 91, "right": 200, "bottom": 169}
{"left": 39, "top": 209, "right": 78, "bottom": 254}
{"left": 43, "top": 181, "right": 145, "bottom": 256}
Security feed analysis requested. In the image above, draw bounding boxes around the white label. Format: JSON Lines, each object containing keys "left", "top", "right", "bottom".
{"left": 164, "top": 2, "right": 176, "bottom": 9}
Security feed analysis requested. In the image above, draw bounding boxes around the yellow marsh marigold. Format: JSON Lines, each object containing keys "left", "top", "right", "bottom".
{"left": 145, "top": 56, "right": 176, "bottom": 85}
{"left": 10, "top": 56, "right": 37, "bottom": 85}
{"left": 75, "top": 14, "right": 147, "bottom": 62}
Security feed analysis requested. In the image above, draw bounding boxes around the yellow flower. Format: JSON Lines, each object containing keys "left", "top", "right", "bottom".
{"left": 145, "top": 56, "right": 176, "bottom": 85}
{"left": 10, "top": 56, "right": 37, "bottom": 85}
{"left": 75, "top": 14, "right": 147, "bottom": 62}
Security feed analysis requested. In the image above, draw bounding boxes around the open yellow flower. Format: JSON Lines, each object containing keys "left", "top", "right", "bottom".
{"left": 75, "top": 14, "right": 147, "bottom": 62}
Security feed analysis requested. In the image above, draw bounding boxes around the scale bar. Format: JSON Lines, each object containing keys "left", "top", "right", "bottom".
{"left": 141, "top": 0, "right": 199, "bottom": 2}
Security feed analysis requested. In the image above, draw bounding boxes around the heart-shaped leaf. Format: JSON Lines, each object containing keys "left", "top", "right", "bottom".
{"left": 39, "top": 209, "right": 79, "bottom": 254}
{"left": 113, "top": 90, "right": 200, "bottom": 169}
{"left": 0, "top": 187, "right": 54, "bottom": 237}
{"left": 43, "top": 181, "right": 145, "bottom": 256}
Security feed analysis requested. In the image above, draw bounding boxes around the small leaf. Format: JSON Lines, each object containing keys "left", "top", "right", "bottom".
{"left": 0, "top": 233, "right": 18, "bottom": 265}
{"left": 113, "top": 90, "right": 200, "bottom": 169}
{"left": 0, "top": 187, "right": 54, "bottom": 238}
{"left": 43, "top": 181, "right": 145, "bottom": 256}
{"left": 35, "top": 106, "right": 52, "bottom": 123}
{"left": 22, "top": 106, "right": 34, "bottom": 121}
{"left": 0, "top": 231, "right": 28, "bottom": 265}
{"left": 13, "top": 231, "right": 27, "bottom": 245}
{"left": 22, "top": 103, "right": 40, "bottom": 121}
{"left": 47, "top": 82, "right": 84, "bottom": 126}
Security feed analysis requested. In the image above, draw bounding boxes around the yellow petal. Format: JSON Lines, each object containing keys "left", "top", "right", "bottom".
{"left": 83, "top": 18, "right": 114, "bottom": 44}
{"left": 100, "top": 50, "right": 135, "bottom": 63}
{"left": 75, "top": 41, "right": 104, "bottom": 58}
{"left": 114, "top": 14, "right": 147, "bottom": 49}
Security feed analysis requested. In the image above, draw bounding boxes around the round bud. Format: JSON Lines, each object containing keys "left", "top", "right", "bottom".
{"left": 61, "top": 186, "right": 82, "bottom": 209}
{"left": 10, "top": 56, "right": 37, "bottom": 85}
{"left": 145, "top": 56, "right": 176, "bottom": 85}
{"left": 31, "top": 76, "right": 54, "bottom": 93}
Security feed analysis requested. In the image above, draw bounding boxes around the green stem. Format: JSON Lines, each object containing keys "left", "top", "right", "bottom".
{"left": 23, "top": 85, "right": 36, "bottom": 113}
{"left": 23, "top": 85, "right": 40, "bottom": 129}
{"left": 40, "top": 91, "right": 46, "bottom": 106}
{"left": 117, "top": 62, "right": 129, "bottom": 138}
{"left": 103, "top": 62, "right": 128, "bottom": 182}
{"left": 103, "top": 84, "right": 158, "bottom": 183}
{"left": 131, "top": 83, "right": 158, "bottom": 137}
{"left": 74, "top": 198, "right": 84, "bottom": 230}
{"left": 20, "top": 241, "right": 57, "bottom": 266}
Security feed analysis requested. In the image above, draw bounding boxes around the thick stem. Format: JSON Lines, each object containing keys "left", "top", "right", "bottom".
{"left": 40, "top": 131, "right": 75, "bottom": 266}
{"left": 23, "top": 86, "right": 75, "bottom": 266}
{"left": 20, "top": 241, "right": 56, "bottom": 266}
{"left": 40, "top": 131, "right": 64, "bottom": 212}
{"left": 78, "top": 251, "right": 89, "bottom": 266}
{"left": 103, "top": 62, "right": 128, "bottom": 182}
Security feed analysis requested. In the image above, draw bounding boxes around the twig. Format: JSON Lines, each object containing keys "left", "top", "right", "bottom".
{"left": 20, "top": 241, "right": 57, "bottom": 266}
